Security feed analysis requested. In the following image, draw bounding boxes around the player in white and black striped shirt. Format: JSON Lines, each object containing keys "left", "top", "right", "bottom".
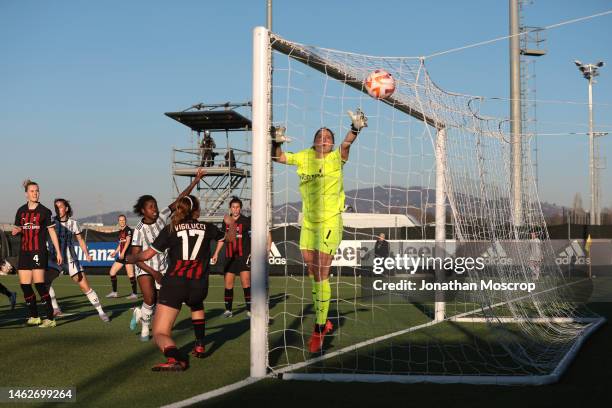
{"left": 128, "top": 168, "right": 207, "bottom": 341}
{"left": 46, "top": 198, "right": 109, "bottom": 322}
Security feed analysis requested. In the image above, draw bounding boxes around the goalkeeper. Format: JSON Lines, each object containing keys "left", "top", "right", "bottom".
{"left": 273, "top": 109, "right": 367, "bottom": 353}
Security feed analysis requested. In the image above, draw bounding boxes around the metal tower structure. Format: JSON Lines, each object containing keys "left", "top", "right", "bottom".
{"left": 166, "top": 102, "right": 252, "bottom": 223}
{"left": 519, "top": 0, "right": 546, "bottom": 192}
{"left": 573, "top": 61, "right": 606, "bottom": 225}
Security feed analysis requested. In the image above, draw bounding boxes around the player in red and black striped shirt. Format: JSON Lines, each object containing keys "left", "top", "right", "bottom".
{"left": 127, "top": 195, "right": 233, "bottom": 371}
{"left": 106, "top": 214, "right": 137, "bottom": 299}
{"left": 11, "top": 179, "right": 62, "bottom": 327}
{"left": 219, "top": 197, "right": 252, "bottom": 318}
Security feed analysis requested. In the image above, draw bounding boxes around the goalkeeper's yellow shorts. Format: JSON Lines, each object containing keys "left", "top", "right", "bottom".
{"left": 299, "top": 214, "right": 343, "bottom": 255}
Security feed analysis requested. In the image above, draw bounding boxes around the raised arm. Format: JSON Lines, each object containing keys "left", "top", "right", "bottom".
{"left": 340, "top": 109, "right": 368, "bottom": 162}
{"left": 272, "top": 126, "right": 289, "bottom": 164}
{"left": 169, "top": 167, "right": 207, "bottom": 211}
{"left": 272, "top": 141, "right": 287, "bottom": 164}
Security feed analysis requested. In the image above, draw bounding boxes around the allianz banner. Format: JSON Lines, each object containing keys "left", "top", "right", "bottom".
{"left": 70, "top": 242, "right": 118, "bottom": 267}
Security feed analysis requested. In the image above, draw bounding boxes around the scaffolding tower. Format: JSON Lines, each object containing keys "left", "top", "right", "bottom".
{"left": 519, "top": 0, "right": 546, "bottom": 191}
{"left": 166, "top": 102, "right": 252, "bottom": 223}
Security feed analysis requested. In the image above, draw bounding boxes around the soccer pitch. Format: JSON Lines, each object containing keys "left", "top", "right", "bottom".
{"left": 1, "top": 275, "right": 608, "bottom": 407}
{"left": 0, "top": 275, "right": 251, "bottom": 407}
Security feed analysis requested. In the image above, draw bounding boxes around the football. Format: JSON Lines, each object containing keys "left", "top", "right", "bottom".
{"left": 364, "top": 69, "right": 396, "bottom": 99}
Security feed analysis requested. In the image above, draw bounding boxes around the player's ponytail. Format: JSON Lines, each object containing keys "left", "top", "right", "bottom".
{"left": 170, "top": 195, "right": 200, "bottom": 230}
{"left": 22, "top": 179, "right": 38, "bottom": 192}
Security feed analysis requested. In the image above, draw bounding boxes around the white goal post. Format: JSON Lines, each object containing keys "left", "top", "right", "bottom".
{"left": 249, "top": 25, "right": 604, "bottom": 384}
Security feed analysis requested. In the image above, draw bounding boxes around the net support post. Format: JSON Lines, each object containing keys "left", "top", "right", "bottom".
{"left": 434, "top": 127, "right": 447, "bottom": 321}
{"left": 250, "top": 25, "right": 271, "bottom": 378}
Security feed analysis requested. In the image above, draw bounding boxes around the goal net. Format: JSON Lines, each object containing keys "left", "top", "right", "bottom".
{"left": 250, "top": 27, "right": 603, "bottom": 385}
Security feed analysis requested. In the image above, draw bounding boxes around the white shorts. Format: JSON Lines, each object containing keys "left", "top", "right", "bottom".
{"left": 48, "top": 257, "right": 83, "bottom": 277}
{"left": 135, "top": 267, "right": 166, "bottom": 290}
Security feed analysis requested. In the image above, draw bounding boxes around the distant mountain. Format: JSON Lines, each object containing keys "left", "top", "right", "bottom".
{"left": 272, "top": 185, "right": 572, "bottom": 225}
{"left": 273, "top": 185, "right": 437, "bottom": 224}
{"left": 82, "top": 186, "right": 573, "bottom": 226}
{"left": 80, "top": 211, "right": 140, "bottom": 226}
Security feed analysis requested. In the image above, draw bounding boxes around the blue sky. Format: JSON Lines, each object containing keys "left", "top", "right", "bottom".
{"left": 1, "top": 0, "right": 611, "bottom": 222}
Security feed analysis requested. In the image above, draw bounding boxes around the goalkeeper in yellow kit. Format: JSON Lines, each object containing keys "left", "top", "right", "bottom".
{"left": 273, "top": 109, "right": 367, "bottom": 353}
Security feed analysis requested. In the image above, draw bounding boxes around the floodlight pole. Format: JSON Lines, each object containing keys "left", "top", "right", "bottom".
{"left": 588, "top": 75, "right": 596, "bottom": 225}
{"left": 575, "top": 60, "right": 604, "bottom": 225}
{"left": 267, "top": 0, "right": 272, "bottom": 30}
{"left": 510, "top": 0, "right": 523, "bottom": 227}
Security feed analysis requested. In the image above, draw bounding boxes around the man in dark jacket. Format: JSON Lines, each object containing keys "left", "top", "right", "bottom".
{"left": 374, "top": 233, "right": 390, "bottom": 258}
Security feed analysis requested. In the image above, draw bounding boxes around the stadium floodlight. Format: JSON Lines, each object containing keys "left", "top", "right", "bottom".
{"left": 575, "top": 60, "right": 604, "bottom": 80}
{"left": 574, "top": 59, "right": 605, "bottom": 224}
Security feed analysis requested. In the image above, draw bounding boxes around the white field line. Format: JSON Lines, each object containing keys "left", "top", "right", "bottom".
{"left": 274, "top": 278, "right": 590, "bottom": 376}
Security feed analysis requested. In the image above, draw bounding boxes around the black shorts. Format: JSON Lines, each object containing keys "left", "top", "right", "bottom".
{"left": 224, "top": 256, "right": 251, "bottom": 274}
{"left": 18, "top": 251, "right": 48, "bottom": 270}
{"left": 158, "top": 277, "right": 209, "bottom": 311}
{"left": 116, "top": 257, "right": 128, "bottom": 265}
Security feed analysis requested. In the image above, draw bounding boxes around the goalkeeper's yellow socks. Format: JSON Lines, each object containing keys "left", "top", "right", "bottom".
{"left": 314, "top": 279, "right": 331, "bottom": 326}
{"left": 310, "top": 275, "right": 317, "bottom": 306}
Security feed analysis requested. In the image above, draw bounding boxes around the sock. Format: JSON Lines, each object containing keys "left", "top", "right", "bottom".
{"left": 110, "top": 276, "right": 117, "bottom": 292}
{"left": 129, "top": 277, "right": 137, "bottom": 294}
{"left": 35, "top": 282, "right": 54, "bottom": 320}
{"left": 243, "top": 287, "right": 251, "bottom": 311}
{"left": 21, "top": 284, "right": 38, "bottom": 318}
{"left": 314, "top": 279, "right": 331, "bottom": 326}
{"left": 224, "top": 288, "right": 233, "bottom": 311}
{"left": 85, "top": 289, "right": 104, "bottom": 314}
{"left": 192, "top": 317, "right": 205, "bottom": 344}
{"left": 310, "top": 275, "right": 317, "bottom": 307}
{"left": 163, "top": 345, "right": 181, "bottom": 361}
{"left": 0, "top": 282, "right": 10, "bottom": 297}
{"left": 141, "top": 302, "right": 154, "bottom": 334}
{"left": 47, "top": 285, "right": 59, "bottom": 310}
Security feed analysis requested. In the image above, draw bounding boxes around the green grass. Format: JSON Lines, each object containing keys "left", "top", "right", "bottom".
{"left": 206, "top": 303, "right": 612, "bottom": 408}
{"left": 0, "top": 275, "right": 251, "bottom": 408}
{"left": 0, "top": 274, "right": 609, "bottom": 407}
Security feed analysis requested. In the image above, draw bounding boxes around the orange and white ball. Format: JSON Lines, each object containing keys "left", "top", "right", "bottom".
{"left": 364, "top": 69, "right": 396, "bottom": 99}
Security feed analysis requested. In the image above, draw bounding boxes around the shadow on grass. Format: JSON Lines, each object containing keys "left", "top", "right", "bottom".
{"left": 0, "top": 295, "right": 135, "bottom": 328}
